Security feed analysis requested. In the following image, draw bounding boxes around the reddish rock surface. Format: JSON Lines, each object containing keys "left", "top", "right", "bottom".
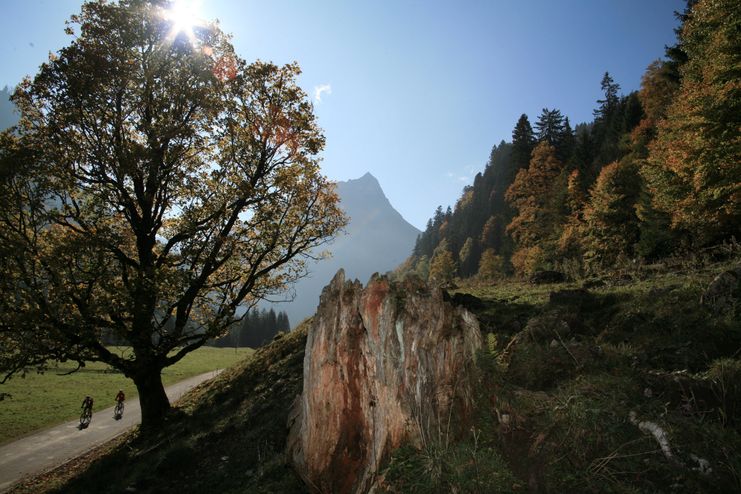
{"left": 287, "top": 270, "right": 482, "bottom": 494}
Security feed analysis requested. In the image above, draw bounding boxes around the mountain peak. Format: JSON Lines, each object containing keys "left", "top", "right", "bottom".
{"left": 275, "top": 172, "right": 420, "bottom": 325}
{"left": 344, "top": 172, "right": 380, "bottom": 188}
{"left": 338, "top": 172, "right": 385, "bottom": 202}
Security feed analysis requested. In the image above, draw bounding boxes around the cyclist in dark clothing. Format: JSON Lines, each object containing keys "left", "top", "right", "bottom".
{"left": 81, "top": 395, "right": 94, "bottom": 412}
{"left": 79, "top": 395, "right": 94, "bottom": 428}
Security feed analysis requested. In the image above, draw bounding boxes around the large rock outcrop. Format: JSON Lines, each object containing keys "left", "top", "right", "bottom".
{"left": 287, "top": 270, "right": 482, "bottom": 494}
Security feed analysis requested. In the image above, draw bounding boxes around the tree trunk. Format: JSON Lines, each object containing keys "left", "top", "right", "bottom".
{"left": 133, "top": 369, "right": 170, "bottom": 431}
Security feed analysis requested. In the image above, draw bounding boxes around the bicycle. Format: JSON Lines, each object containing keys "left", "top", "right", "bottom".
{"left": 79, "top": 406, "right": 92, "bottom": 428}
{"left": 113, "top": 400, "right": 124, "bottom": 420}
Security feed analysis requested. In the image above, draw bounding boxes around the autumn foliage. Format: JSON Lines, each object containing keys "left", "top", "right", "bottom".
{"left": 406, "top": 0, "right": 739, "bottom": 280}
{"left": 645, "top": 0, "right": 741, "bottom": 245}
{"left": 0, "top": 0, "right": 345, "bottom": 429}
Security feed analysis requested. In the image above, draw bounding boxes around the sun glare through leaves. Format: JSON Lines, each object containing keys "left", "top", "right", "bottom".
{"left": 159, "top": 0, "right": 237, "bottom": 81}
{"left": 162, "top": 0, "right": 203, "bottom": 44}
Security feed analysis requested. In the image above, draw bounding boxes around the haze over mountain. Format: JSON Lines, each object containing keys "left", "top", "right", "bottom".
{"left": 0, "top": 87, "right": 18, "bottom": 130}
{"left": 276, "top": 172, "right": 420, "bottom": 326}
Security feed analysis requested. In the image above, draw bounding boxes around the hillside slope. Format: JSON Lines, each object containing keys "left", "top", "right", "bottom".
{"left": 13, "top": 257, "right": 741, "bottom": 494}
{"left": 383, "top": 258, "right": 741, "bottom": 493}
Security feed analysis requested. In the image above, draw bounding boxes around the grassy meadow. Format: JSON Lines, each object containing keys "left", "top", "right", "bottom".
{"left": 0, "top": 346, "right": 253, "bottom": 445}
{"left": 381, "top": 259, "right": 741, "bottom": 493}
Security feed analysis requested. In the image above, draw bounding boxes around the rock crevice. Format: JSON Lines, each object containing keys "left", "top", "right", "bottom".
{"left": 287, "top": 270, "right": 482, "bottom": 494}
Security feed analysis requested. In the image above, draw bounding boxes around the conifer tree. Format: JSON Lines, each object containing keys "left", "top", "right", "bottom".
{"left": 570, "top": 125, "right": 597, "bottom": 187}
{"left": 559, "top": 117, "right": 576, "bottom": 162}
{"left": 267, "top": 309, "right": 277, "bottom": 335}
{"left": 412, "top": 219, "right": 436, "bottom": 258}
{"left": 276, "top": 311, "right": 290, "bottom": 332}
{"left": 458, "top": 237, "right": 478, "bottom": 277}
{"left": 621, "top": 92, "right": 644, "bottom": 137}
{"left": 480, "top": 141, "right": 517, "bottom": 258}
{"left": 664, "top": 0, "right": 700, "bottom": 85}
{"left": 535, "top": 108, "right": 566, "bottom": 148}
{"left": 511, "top": 114, "right": 536, "bottom": 171}
{"left": 581, "top": 160, "right": 641, "bottom": 265}
{"left": 592, "top": 72, "right": 623, "bottom": 166}
{"left": 594, "top": 72, "right": 620, "bottom": 122}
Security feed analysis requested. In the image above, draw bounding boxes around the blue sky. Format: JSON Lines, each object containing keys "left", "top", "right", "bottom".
{"left": 0, "top": 0, "right": 683, "bottom": 230}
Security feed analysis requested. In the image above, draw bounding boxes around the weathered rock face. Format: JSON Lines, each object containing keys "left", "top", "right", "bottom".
{"left": 287, "top": 270, "right": 482, "bottom": 494}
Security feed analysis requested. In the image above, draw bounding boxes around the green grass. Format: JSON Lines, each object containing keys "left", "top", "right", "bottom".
{"left": 0, "top": 346, "right": 253, "bottom": 445}
{"left": 34, "top": 324, "right": 309, "bottom": 494}
{"left": 381, "top": 260, "right": 741, "bottom": 493}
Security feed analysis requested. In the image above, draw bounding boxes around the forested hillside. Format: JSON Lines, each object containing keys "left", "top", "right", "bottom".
{"left": 404, "top": 0, "right": 740, "bottom": 283}
{"left": 210, "top": 308, "right": 290, "bottom": 348}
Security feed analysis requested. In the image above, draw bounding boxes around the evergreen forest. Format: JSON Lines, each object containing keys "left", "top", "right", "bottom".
{"left": 405, "top": 0, "right": 739, "bottom": 284}
{"left": 210, "top": 309, "right": 290, "bottom": 348}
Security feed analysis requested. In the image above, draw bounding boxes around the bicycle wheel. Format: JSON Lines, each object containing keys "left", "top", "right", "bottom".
{"left": 114, "top": 401, "right": 124, "bottom": 418}
{"left": 79, "top": 408, "right": 92, "bottom": 427}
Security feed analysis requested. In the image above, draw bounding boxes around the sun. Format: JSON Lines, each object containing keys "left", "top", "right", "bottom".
{"left": 162, "top": 0, "right": 203, "bottom": 43}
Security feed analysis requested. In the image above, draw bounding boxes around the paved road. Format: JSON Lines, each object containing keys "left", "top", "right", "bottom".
{"left": 0, "top": 370, "right": 222, "bottom": 492}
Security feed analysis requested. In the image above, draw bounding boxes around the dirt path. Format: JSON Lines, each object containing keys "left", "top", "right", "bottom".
{"left": 0, "top": 370, "right": 221, "bottom": 492}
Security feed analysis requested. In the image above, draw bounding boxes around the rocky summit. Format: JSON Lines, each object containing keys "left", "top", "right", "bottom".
{"left": 287, "top": 269, "right": 482, "bottom": 494}
{"left": 272, "top": 172, "right": 420, "bottom": 326}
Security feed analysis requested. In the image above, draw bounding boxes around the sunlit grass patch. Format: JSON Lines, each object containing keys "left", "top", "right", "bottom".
{"left": 0, "top": 346, "right": 253, "bottom": 444}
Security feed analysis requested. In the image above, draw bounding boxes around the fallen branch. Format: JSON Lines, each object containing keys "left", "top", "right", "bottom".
{"left": 628, "top": 411, "right": 713, "bottom": 475}
{"left": 628, "top": 411, "right": 680, "bottom": 465}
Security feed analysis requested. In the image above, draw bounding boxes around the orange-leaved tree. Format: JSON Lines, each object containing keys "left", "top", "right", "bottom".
{"left": 0, "top": 0, "right": 345, "bottom": 430}
{"left": 644, "top": 0, "right": 741, "bottom": 245}
{"left": 505, "top": 141, "right": 564, "bottom": 275}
